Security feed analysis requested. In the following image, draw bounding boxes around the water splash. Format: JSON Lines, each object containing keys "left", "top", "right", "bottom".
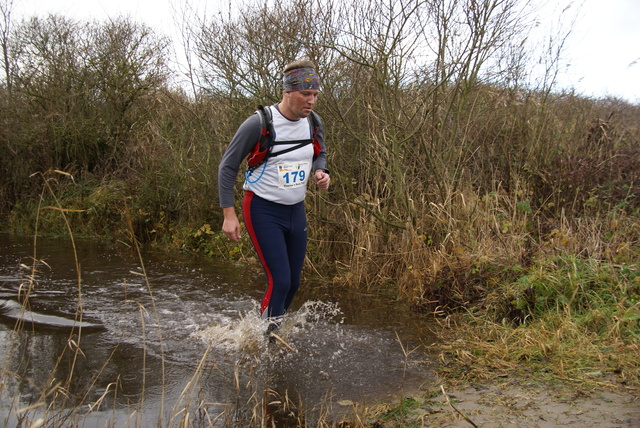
{"left": 288, "top": 300, "right": 344, "bottom": 325}
{"left": 193, "top": 300, "right": 344, "bottom": 356}
{"left": 194, "top": 302, "right": 265, "bottom": 354}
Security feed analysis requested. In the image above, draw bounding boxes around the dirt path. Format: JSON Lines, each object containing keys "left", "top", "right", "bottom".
{"left": 372, "top": 381, "right": 640, "bottom": 427}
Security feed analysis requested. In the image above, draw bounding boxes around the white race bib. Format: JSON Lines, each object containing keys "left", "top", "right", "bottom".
{"left": 277, "top": 161, "right": 310, "bottom": 189}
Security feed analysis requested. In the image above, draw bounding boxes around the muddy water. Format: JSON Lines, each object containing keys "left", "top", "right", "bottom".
{"left": 0, "top": 234, "right": 437, "bottom": 426}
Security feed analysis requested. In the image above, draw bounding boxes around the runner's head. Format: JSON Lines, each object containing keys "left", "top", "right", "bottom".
{"left": 280, "top": 60, "right": 319, "bottom": 120}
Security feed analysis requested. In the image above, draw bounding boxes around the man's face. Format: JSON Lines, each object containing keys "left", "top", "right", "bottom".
{"left": 284, "top": 89, "right": 319, "bottom": 119}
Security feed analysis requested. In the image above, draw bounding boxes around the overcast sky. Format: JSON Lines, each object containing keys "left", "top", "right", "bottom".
{"left": 12, "top": 0, "right": 640, "bottom": 103}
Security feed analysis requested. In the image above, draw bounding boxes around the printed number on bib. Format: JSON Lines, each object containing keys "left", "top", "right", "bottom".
{"left": 277, "top": 162, "right": 310, "bottom": 189}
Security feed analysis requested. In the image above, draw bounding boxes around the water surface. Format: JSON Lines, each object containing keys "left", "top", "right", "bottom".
{"left": 0, "top": 234, "right": 437, "bottom": 426}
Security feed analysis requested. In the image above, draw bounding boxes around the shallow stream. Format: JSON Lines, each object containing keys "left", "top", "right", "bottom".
{"left": 0, "top": 234, "right": 437, "bottom": 426}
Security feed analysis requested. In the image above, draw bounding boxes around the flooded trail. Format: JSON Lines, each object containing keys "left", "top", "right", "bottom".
{"left": 0, "top": 233, "right": 437, "bottom": 426}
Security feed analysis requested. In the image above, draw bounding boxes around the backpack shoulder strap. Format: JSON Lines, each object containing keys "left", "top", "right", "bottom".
{"left": 246, "top": 105, "right": 274, "bottom": 170}
{"left": 256, "top": 104, "right": 274, "bottom": 151}
{"left": 308, "top": 111, "right": 322, "bottom": 159}
{"left": 308, "top": 110, "right": 321, "bottom": 136}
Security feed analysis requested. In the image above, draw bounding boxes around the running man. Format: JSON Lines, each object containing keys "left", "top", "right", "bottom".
{"left": 218, "top": 59, "right": 330, "bottom": 335}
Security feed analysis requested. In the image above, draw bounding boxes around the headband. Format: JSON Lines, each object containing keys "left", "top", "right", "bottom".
{"left": 283, "top": 67, "right": 320, "bottom": 91}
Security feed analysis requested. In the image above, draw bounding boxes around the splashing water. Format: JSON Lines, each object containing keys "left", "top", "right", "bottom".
{"left": 194, "top": 300, "right": 344, "bottom": 356}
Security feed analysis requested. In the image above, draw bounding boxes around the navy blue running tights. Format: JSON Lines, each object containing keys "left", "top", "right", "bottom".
{"left": 242, "top": 191, "right": 307, "bottom": 319}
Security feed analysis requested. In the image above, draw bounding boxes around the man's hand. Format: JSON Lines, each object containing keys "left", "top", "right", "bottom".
{"left": 315, "top": 169, "right": 330, "bottom": 190}
{"left": 222, "top": 207, "right": 241, "bottom": 242}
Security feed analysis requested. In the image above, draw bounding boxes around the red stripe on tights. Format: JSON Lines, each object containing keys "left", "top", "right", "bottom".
{"left": 242, "top": 191, "right": 273, "bottom": 316}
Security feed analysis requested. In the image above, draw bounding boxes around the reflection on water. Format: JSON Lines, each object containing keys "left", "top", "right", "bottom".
{"left": 0, "top": 233, "right": 437, "bottom": 426}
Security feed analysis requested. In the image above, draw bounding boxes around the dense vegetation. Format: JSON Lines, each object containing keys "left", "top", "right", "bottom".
{"left": 2, "top": 0, "right": 639, "bottom": 391}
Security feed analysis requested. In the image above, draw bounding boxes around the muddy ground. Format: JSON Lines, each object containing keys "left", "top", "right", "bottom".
{"left": 369, "top": 380, "right": 640, "bottom": 427}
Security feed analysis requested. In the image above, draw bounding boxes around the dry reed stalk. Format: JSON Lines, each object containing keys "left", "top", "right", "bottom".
{"left": 124, "top": 200, "right": 168, "bottom": 424}
{"left": 268, "top": 332, "right": 296, "bottom": 352}
{"left": 440, "top": 384, "right": 478, "bottom": 427}
{"left": 167, "top": 344, "right": 211, "bottom": 426}
{"left": 3, "top": 171, "right": 88, "bottom": 423}
{"left": 135, "top": 301, "right": 149, "bottom": 425}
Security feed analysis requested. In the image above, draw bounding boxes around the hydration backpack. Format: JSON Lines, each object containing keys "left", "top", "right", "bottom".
{"left": 246, "top": 105, "right": 322, "bottom": 171}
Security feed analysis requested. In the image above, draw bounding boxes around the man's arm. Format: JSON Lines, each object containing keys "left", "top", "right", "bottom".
{"left": 218, "top": 113, "right": 261, "bottom": 241}
{"left": 217, "top": 113, "right": 262, "bottom": 208}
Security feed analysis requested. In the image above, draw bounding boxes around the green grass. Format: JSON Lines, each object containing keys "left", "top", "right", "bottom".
{"left": 437, "top": 250, "right": 640, "bottom": 388}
